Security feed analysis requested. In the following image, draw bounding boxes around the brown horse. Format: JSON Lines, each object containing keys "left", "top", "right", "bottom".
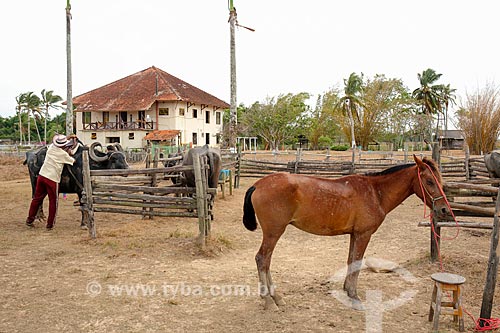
{"left": 243, "top": 155, "right": 450, "bottom": 310}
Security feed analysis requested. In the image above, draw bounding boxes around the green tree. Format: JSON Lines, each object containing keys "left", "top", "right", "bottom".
{"left": 356, "top": 75, "right": 407, "bottom": 149}
{"left": 308, "top": 90, "right": 342, "bottom": 149}
{"left": 15, "top": 93, "right": 28, "bottom": 144}
{"left": 381, "top": 89, "right": 420, "bottom": 149}
{"left": 441, "top": 84, "right": 457, "bottom": 137}
{"left": 412, "top": 68, "right": 446, "bottom": 145}
{"left": 338, "top": 73, "right": 364, "bottom": 150}
{"left": 24, "top": 92, "right": 43, "bottom": 144}
{"left": 242, "top": 93, "right": 310, "bottom": 150}
{"left": 40, "top": 89, "right": 63, "bottom": 143}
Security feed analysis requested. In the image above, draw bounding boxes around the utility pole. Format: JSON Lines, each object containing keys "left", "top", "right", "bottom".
{"left": 66, "top": 0, "right": 73, "bottom": 135}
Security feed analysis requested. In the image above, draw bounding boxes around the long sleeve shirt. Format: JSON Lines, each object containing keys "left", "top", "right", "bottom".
{"left": 39, "top": 144, "right": 75, "bottom": 183}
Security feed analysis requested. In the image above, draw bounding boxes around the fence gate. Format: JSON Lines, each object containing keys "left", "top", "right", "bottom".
{"left": 81, "top": 149, "right": 212, "bottom": 246}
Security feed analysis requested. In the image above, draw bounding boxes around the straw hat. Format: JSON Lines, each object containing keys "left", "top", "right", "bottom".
{"left": 52, "top": 134, "right": 71, "bottom": 148}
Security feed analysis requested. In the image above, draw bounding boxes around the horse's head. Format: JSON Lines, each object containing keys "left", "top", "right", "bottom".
{"left": 413, "top": 155, "right": 451, "bottom": 219}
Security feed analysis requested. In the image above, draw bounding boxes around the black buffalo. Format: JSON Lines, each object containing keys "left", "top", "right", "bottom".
{"left": 24, "top": 141, "right": 129, "bottom": 228}
{"left": 485, "top": 150, "right": 500, "bottom": 178}
{"left": 181, "top": 145, "right": 222, "bottom": 189}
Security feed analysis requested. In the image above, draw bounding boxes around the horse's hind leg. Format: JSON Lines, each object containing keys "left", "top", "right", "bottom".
{"left": 266, "top": 270, "right": 286, "bottom": 307}
{"left": 256, "top": 231, "right": 285, "bottom": 310}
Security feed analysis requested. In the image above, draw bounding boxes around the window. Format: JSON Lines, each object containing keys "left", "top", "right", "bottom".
{"left": 83, "top": 112, "right": 91, "bottom": 124}
{"left": 216, "top": 112, "right": 221, "bottom": 125}
{"left": 205, "top": 132, "right": 210, "bottom": 145}
{"left": 216, "top": 134, "right": 220, "bottom": 144}
{"left": 129, "top": 132, "right": 134, "bottom": 140}
{"left": 103, "top": 112, "right": 109, "bottom": 124}
{"left": 91, "top": 133, "right": 97, "bottom": 140}
{"left": 193, "top": 109, "right": 198, "bottom": 118}
{"left": 179, "top": 108, "right": 185, "bottom": 116}
{"left": 159, "top": 108, "right": 169, "bottom": 116}
{"left": 192, "top": 133, "right": 198, "bottom": 145}
{"left": 205, "top": 111, "right": 210, "bottom": 124}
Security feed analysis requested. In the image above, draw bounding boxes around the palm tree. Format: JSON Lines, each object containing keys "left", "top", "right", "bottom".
{"left": 15, "top": 93, "right": 27, "bottom": 145}
{"left": 41, "top": 89, "right": 63, "bottom": 143}
{"left": 23, "top": 92, "right": 42, "bottom": 144}
{"left": 337, "top": 72, "right": 364, "bottom": 150}
{"left": 441, "top": 84, "right": 457, "bottom": 138}
{"left": 412, "top": 68, "right": 445, "bottom": 145}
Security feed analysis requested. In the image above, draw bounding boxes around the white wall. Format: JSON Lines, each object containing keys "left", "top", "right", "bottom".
{"left": 75, "top": 102, "right": 224, "bottom": 149}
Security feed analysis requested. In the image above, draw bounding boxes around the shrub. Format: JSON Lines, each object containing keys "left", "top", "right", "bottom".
{"left": 330, "top": 144, "right": 349, "bottom": 151}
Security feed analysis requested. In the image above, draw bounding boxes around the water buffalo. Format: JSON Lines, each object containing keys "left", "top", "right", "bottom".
{"left": 24, "top": 141, "right": 129, "bottom": 228}
{"left": 181, "top": 145, "right": 222, "bottom": 189}
{"left": 485, "top": 150, "right": 500, "bottom": 178}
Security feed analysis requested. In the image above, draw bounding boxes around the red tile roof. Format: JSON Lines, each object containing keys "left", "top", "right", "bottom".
{"left": 73, "top": 66, "right": 229, "bottom": 112}
{"left": 144, "top": 130, "right": 180, "bottom": 141}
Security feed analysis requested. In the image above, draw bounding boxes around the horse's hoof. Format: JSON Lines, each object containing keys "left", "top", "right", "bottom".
{"left": 80, "top": 225, "right": 88, "bottom": 230}
{"left": 350, "top": 298, "right": 365, "bottom": 311}
{"left": 272, "top": 294, "right": 286, "bottom": 307}
{"left": 263, "top": 296, "right": 279, "bottom": 311}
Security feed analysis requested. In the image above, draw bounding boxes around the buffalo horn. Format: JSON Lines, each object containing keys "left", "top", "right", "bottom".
{"left": 89, "top": 142, "right": 109, "bottom": 162}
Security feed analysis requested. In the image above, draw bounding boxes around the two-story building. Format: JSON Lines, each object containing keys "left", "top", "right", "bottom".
{"left": 73, "top": 66, "right": 229, "bottom": 149}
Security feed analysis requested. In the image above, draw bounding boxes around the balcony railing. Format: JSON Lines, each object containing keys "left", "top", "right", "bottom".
{"left": 82, "top": 121, "right": 155, "bottom": 131}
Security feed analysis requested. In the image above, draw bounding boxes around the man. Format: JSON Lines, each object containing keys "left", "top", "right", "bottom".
{"left": 25, "top": 134, "right": 76, "bottom": 230}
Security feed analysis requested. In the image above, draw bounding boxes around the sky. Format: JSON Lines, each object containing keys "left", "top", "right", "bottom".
{"left": 1, "top": 0, "right": 499, "bottom": 119}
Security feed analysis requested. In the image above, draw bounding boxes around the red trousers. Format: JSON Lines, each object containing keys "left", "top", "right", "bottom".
{"left": 27, "top": 175, "right": 59, "bottom": 228}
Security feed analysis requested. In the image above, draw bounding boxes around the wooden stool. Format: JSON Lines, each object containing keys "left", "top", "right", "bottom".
{"left": 428, "top": 272, "right": 466, "bottom": 332}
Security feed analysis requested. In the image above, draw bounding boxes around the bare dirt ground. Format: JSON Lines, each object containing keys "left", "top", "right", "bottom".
{"left": 0, "top": 154, "right": 499, "bottom": 332}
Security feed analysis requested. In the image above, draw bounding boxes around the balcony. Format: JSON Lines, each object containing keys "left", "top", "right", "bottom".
{"left": 82, "top": 121, "right": 155, "bottom": 131}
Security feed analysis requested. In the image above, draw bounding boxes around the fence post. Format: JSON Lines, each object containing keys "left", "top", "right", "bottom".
{"left": 146, "top": 146, "right": 151, "bottom": 168}
{"left": 479, "top": 187, "right": 500, "bottom": 325}
{"left": 465, "top": 145, "right": 471, "bottom": 180}
{"left": 147, "top": 148, "right": 159, "bottom": 219}
{"left": 82, "top": 149, "right": 96, "bottom": 238}
{"left": 194, "top": 154, "right": 209, "bottom": 247}
{"left": 235, "top": 145, "right": 241, "bottom": 188}
{"left": 430, "top": 214, "right": 440, "bottom": 262}
{"left": 295, "top": 148, "right": 301, "bottom": 173}
{"left": 432, "top": 142, "right": 441, "bottom": 170}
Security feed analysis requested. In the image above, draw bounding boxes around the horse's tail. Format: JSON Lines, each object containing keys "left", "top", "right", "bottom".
{"left": 243, "top": 186, "right": 258, "bottom": 231}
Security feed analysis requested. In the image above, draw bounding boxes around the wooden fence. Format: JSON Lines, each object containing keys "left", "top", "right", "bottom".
{"left": 81, "top": 149, "right": 213, "bottom": 246}
{"left": 235, "top": 148, "right": 489, "bottom": 181}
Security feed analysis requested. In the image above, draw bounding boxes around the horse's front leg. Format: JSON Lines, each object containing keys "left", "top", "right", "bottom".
{"left": 343, "top": 232, "right": 372, "bottom": 301}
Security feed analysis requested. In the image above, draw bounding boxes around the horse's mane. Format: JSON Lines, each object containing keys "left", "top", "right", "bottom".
{"left": 365, "top": 163, "right": 413, "bottom": 176}
{"left": 365, "top": 157, "right": 439, "bottom": 177}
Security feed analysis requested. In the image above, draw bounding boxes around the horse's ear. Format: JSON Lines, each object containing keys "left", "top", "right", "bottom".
{"left": 413, "top": 154, "right": 426, "bottom": 170}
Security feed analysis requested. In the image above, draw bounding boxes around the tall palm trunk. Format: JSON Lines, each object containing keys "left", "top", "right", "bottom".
{"left": 44, "top": 107, "right": 48, "bottom": 144}
{"left": 27, "top": 111, "right": 31, "bottom": 145}
{"left": 346, "top": 100, "right": 356, "bottom": 166}
{"left": 18, "top": 110, "right": 23, "bottom": 145}
{"left": 66, "top": 0, "right": 73, "bottom": 135}
{"left": 229, "top": 3, "right": 237, "bottom": 148}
